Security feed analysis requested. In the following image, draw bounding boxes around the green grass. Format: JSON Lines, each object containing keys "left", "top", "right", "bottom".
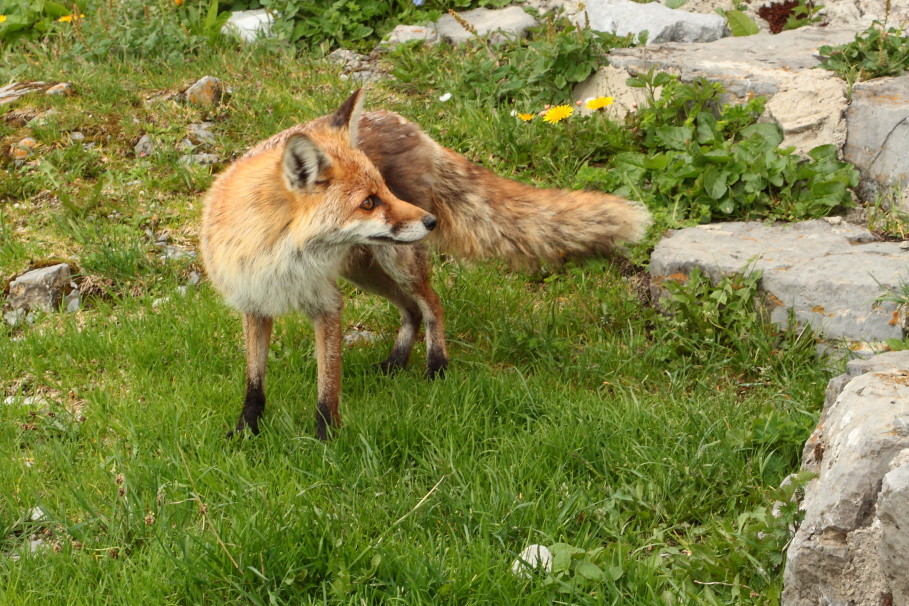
{"left": 1, "top": 22, "right": 833, "bottom": 605}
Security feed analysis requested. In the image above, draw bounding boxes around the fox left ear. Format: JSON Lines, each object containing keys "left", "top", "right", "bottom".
{"left": 283, "top": 135, "right": 331, "bottom": 192}
{"left": 330, "top": 88, "right": 365, "bottom": 148}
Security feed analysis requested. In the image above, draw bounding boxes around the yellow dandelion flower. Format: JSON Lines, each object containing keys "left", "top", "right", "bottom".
{"left": 542, "top": 105, "right": 573, "bottom": 124}
{"left": 585, "top": 96, "right": 614, "bottom": 110}
{"left": 174, "top": 0, "right": 185, "bottom": 5}
{"left": 517, "top": 113, "right": 535, "bottom": 122}
{"left": 58, "top": 13, "right": 85, "bottom": 22}
{"left": 0, "top": 15, "right": 7, "bottom": 23}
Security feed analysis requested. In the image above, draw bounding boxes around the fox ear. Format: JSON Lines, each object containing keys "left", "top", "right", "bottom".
{"left": 283, "top": 135, "right": 331, "bottom": 192}
{"left": 330, "top": 88, "right": 365, "bottom": 148}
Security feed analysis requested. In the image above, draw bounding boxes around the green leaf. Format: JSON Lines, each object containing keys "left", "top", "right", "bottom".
{"left": 43, "top": 1, "right": 70, "bottom": 18}
{"left": 576, "top": 561, "right": 606, "bottom": 581}
{"left": 704, "top": 166, "right": 729, "bottom": 200}
{"left": 741, "top": 123, "right": 784, "bottom": 147}
{"left": 655, "top": 125, "right": 694, "bottom": 150}
{"left": 665, "top": 0, "right": 687, "bottom": 8}
{"left": 725, "top": 9, "right": 759, "bottom": 37}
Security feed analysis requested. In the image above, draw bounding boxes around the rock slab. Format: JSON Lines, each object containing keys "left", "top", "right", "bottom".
{"left": 607, "top": 27, "right": 857, "bottom": 154}
{"left": 576, "top": 0, "right": 728, "bottom": 44}
{"left": 6, "top": 264, "right": 71, "bottom": 313}
{"left": 782, "top": 351, "right": 909, "bottom": 606}
{"left": 649, "top": 220, "right": 909, "bottom": 346}
{"left": 222, "top": 9, "right": 273, "bottom": 42}
{"left": 435, "top": 7, "right": 536, "bottom": 44}
{"left": 844, "top": 74, "right": 909, "bottom": 213}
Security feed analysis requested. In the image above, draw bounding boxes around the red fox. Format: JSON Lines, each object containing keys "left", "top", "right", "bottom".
{"left": 201, "top": 89, "right": 652, "bottom": 439}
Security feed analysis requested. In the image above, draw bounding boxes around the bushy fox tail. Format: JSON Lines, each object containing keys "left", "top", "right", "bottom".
{"left": 356, "top": 111, "right": 652, "bottom": 268}
{"left": 427, "top": 148, "right": 651, "bottom": 267}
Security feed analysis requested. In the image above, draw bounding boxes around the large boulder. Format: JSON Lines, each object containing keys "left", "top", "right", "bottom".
{"left": 606, "top": 27, "right": 856, "bottom": 155}
{"left": 574, "top": 0, "right": 728, "bottom": 44}
{"left": 783, "top": 351, "right": 909, "bottom": 605}
{"left": 844, "top": 74, "right": 909, "bottom": 214}
{"left": 649, "top": 220, "right": 909, "bottom": 347}
{"left": 435, "top": 7, "right": 536, "bottom": 44}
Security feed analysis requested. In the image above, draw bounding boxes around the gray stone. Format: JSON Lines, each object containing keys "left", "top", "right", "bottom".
{"left": 343, "top": 328, "right": 381, "bottom": 347}
{"left": 183, "top": 76, "right": 226, "bottom": 108}
{"left": 6, "top": 264, "right": 71, "bottom": 313}
{"left": 878, "top": 450, "right": 909, "bottom": 606}
{"left": 178, "top": 153, "right": 219, "bottom": 166}
{"left": 649, "top": 221, "right": 909, "bottom": 346}
{"left": 511, "top": 544, "right": 553, "bottom": 578}
{"left": 606, "top": 27, "right": 856, "bottom": 154}
{"left": 575, "top": 0, "right": 728, "bottom": 44}
{"left": 329, "top": 48, "right": 369, "bottom": 71}
{"left": 64, "top": 286, "right": 80, "bottom": 313}
{"left": 3, "top": 309, "right": 26, "bottom": 326}
{"left": 160, "top": 245, "right": 197, "bottom": 261}
{"left": 820, "top": 0, "right": 909, "bottom": 30}
{"left": 134, "top": 134, "right": 156, "bottom": 158}
{"left": 222, "top": 9, "right": 273, "bottom": 42}
{"left": 382, "top": 24, "right": 439, "bottom": 46}
{"left": 45, "top": 82, "right": 74, "bottom": 96}
{"left": 187, "top": 122, "right": 216, "bottom": 145}
{"left": 176, "top": 138, "right": 196, "bottom": 152}
{"left": 844, "top": 74, "right": 909, "bottom": 212}
{"left": 783, "top": 352, "right": 909, "bottom": 605}
{"left": 435, "top": 7, "right": 536, "bottom": 44}
{"left": 69, "top": 131, "right": 85, "bottom": 143}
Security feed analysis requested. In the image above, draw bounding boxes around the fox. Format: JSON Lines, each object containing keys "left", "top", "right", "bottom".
{"left": 201, "top": 88, "right": 652, "bottom": 439}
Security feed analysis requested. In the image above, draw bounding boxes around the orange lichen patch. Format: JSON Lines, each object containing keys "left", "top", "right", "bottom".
{"left": 811, "top": 305, "right": 831, "bottom": 316}
{"left": 666, "top": 272, "right": 689, "bottom": 283}
{"left": 889, "top": 311, "right": 901, "bottom": 326}
{"left": 765, "top": 292, "right": 784, "bottom": 308}
{"left": 873, "top": 372, "right": 909, "bottom": 388}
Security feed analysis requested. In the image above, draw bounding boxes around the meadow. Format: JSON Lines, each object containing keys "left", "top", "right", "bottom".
{"left": 0, "top": 4, "right": 844, "bottom": 603}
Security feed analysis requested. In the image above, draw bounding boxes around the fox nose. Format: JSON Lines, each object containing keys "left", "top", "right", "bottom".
{"left": 422, "top": 214, "right": 437, "bottom": 231}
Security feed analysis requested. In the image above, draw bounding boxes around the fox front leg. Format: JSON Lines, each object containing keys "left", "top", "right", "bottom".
{"left": 234, "top": 313, "right": 273, "bottom": 436}
{"left": 312, "top": 301, "right": 343, "bottom": 440}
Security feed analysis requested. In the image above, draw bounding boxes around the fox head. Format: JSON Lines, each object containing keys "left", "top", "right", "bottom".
{"left": 281, "top": 89, "right": 437, "bottom": 247}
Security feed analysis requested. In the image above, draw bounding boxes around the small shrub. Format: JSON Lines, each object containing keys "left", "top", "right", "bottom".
{"left": 653, "top": 266, "right": 819, "bottom": 379}
{"left": 819, "top": 23, "right": 909, "bottom": 88}
{"left": 577, "top": 72, "right": 859, "bottom": 223}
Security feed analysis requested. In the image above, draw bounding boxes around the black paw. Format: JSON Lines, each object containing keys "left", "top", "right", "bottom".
{"left": 374, "top": 359, "right": 407, "bottom": 375}
{"left": 426, "top": 352, "right": 448, "bottom": 380}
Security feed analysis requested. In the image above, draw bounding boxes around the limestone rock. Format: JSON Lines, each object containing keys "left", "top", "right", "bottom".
{"left": 435, "top": 7, "right": 536, "bottom": 44}
{"left": 222, "top": 9, "right": 273, "bottom": 42}
{"left": 178, "top": 153, "right": 219, "bottom": 166}
{"left": 819, "top": 0, "right": 909, "bottom": 30}
{"left": 45, "top": 82, "right": 75, "bottom": 96}
{"left": 187, "top": 122, "right": 216, "bottom": 145}
{"left": 878, "top": 450, "right": 909, "bottom": 606}
{"left": 382, "top": 24, "right": 439, "bottom": 46}
{"left": 183, "top": 76, "right": 226, "bottom": 109}
{"left": 844, "top": 74, "right": 909, "bottom": 213}
{"left": 134, "top": 134, "right": 156, "bottom": 158}
{"left": 782, "top": 351, "right": 909, "bottom": 605}
{"left": 649, "top": 220, "right": 909, "bottom": 346}
{"left": 575, "top": 0, "right": 728, "bottom": 44}
{"left": 6, "top": 264, "right": 72, "bottom": 313}
{"left": 607, "top": 27, "right": 856, "bottom": 155}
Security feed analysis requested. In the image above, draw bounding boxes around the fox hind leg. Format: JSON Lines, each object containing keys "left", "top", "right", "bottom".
{"left": 342, "top": 245, "right": 449, "bottom": 378}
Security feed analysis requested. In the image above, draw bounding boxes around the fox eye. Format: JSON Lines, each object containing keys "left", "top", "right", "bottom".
{"left": 361, "top": 196, "right": 380, "bottom": 211}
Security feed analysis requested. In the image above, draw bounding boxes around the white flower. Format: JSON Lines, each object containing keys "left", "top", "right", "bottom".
{"left": 438, "top": 92, "right": 452, "bottom": 102}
